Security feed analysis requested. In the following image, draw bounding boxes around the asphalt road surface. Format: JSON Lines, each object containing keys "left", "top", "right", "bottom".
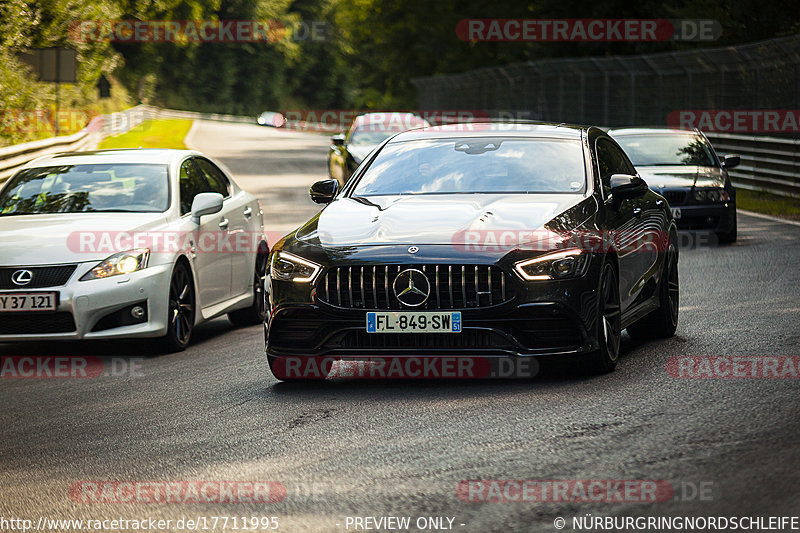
{"left": 1, "top": 120, "right": 799, "bottom": 532}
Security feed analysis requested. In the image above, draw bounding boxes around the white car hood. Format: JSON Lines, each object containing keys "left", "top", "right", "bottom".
{"left": 0, "top": 213, "right": 169, "bottom": 266}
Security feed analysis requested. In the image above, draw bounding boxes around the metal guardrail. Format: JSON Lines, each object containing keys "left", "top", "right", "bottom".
{"left": 705, "top": 133, "right": 800, "bottom": 198}
{"left": 2, "top": 105, "right": 798, "bottom": 198}
{"left": 0, "top": 104, "right": 155, "bottom": 182}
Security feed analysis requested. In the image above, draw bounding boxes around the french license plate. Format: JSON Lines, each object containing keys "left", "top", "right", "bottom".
{"left": 0, "top": 292, "right": 57, "bottom": 312}
{"left": 366, "top": 311, "right": 462, "bottom": 334}
{"left": 671, "top": 207, "right": 682, "bottom": 219}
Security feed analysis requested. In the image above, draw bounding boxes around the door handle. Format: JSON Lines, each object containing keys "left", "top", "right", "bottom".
{"left": 243, "top": 206, "right": 253, "bottom": 218}
{"left": 633, "top": 207, "right": 642, "bottom": 218}
{"left": 218, "top": 218, "right": 229, "bottom": 230}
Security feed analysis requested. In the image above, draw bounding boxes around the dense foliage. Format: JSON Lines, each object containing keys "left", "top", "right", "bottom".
{"left": 0, "top": 0, "right": 797, "bottom": 143}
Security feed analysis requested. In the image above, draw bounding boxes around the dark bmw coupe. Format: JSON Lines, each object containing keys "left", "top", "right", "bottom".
{"left": 609, "top": 127, "right": 739, "bottom": 243}
{"left": 267, "top": 123, "right": 679, "bottom": 379}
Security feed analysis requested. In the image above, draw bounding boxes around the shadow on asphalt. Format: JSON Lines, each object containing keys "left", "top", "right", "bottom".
{"left": 0, "top": 317, "right": 238, "bottom": 358}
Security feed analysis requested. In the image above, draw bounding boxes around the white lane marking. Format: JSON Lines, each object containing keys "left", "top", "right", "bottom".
{"left": 739, "top": 209, "right": 800, "bottom": 228}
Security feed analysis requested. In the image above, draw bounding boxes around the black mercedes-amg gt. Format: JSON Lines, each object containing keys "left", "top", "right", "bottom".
{"left": 266, "top": 123, "right": 679, "bottom": 379}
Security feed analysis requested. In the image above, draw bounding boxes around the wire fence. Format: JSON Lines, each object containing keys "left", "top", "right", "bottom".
{"left": 411, "top": 35, "right": 800, "bottom": 129}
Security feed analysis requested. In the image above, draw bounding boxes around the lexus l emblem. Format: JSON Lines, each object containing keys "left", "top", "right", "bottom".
{"left": 11, "top": 269, "right": 33, "bottom": 286}
{"left": 393, "top": 268, "right": 430, "bottom": 307}
{"left": 407, "top": 246, "right": 419, "bottom": 254}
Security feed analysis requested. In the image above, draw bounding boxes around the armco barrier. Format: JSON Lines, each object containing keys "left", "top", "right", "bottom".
{"left": 705, "top": 132, "right": 800, "bottom": 198}
{"left": 1, "top": 106, "right": 798, "bottom": 198}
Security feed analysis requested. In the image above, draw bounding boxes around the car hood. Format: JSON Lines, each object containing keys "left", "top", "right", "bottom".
{"left": 295, "top": 194, "right": 587, "bottom": 247}
{"left": 0, "top": 212, "right": 169, "bottom": 266}
{"left": 638, "top": 166, "right": 725, "bottom": 189}
{"left": 347, "top": 144, "right": 379, "bottom": 164}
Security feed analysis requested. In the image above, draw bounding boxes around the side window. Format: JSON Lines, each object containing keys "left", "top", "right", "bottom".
{"left": 179, "top": 159, "right": 210, "bottom": 216}
{"left": 194, "top": 158, "right": 231, "bottom": 197}
{"left": 596, "top": 138, "right": 634, "bottom": 198}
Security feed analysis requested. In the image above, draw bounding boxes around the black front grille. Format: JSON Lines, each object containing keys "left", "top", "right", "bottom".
{"left": 0, "top": 312, "right": 76, "bottom": 334}
{"left": 318, "top": 265, "right": 514, "bottom": 310}
{"left": 662, "top": 190, "right": 688, "bottom": 206}
{"left": 0, "top": 265, "right": 77, "bottom": 289}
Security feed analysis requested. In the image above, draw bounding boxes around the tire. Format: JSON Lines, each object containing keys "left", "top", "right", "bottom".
{"left": 159, "top": 261, "right": 195, "bottom": 352}
{"left": 717, "top": 209, "right": 737, "bottom": 244}
{"left": 626, "top": 241, "right": 679, "bottom": 341}
{"left": 584, "top": 261, "right": 622, "bottom": 374}
{"left": 228, "top": 243, "right": 269, "bottom": 327}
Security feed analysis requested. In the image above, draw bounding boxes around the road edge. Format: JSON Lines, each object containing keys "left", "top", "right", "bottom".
{"left": 738, "top": 209, "right": 800, "bottom": 228}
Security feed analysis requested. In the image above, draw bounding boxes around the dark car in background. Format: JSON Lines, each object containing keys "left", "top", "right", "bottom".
{"left": 327, "top": 112, "right": 430, "bottom": 185}
{"left": 267, "top": 123, "right": 679, "bottom": 380}
{"left": 609, "top": 128, "right": 739, "bottom": 243}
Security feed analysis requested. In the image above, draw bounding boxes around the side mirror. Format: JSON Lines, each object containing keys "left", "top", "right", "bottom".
{"left": 722, "top": 154, "right": 740, "bottom": 169}
{"left": 309, "top": 179, "right": 339, "bottom": 204}
{"left": 331, "top": 133, "right": 345, "bottom": 146}
{"left": 190, "top": 192, "right": 224, "bottom": 224}
{"left": 610, "top": 174, "right": 648, "bottom": 202}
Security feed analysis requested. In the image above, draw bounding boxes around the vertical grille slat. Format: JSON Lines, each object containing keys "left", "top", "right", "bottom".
{"left": 435, "top": 266, "right": 441, "bottom": 308}
{"left": 372, "top": 266, "right": 378, "bottom": 308}
{"left": 487, "top": 266, "right": 493, "bottom": 306}
{"left": 384, "top": 266, "right": 390, "bottom": 309}
{"left": 448, "top": 266, "right": 454, "bottom": 309}
{"left": 360, "top": 267, "right": 366, "bottom": 308}
{"left": 474, "top": 266, "right": 479, "bottom": 307}
{"left": 319, "top": 264, "right": 514, "bottom": 310}
{"left": 347, "top": 267, "right": 354, "bottom": 308}
{"left": 461, "top": 266, "right": 466, "bottom": 307}
{"left": 336, "top": 269, "right": 341, "bottom": 306}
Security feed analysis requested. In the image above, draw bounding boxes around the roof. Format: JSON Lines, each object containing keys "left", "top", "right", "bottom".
{"left": 24, "top": 148, "right": 200, "bottom": 169}
{"left": 389, "top": 122, "right": 586, "bottom": 142}
{"left": 608, "top": 127, "right": 699, "bottom": 136}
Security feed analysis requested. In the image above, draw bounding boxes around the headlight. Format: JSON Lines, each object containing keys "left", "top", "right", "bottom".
{"left": 270, "top": 251, "right": 321, "bottom": 283}
{"left": 514, "top": 248, "right": 590, "bottom": 281}
{"left": 693, "top": 188, "right": 730, "bottom": 203}
{"left": 80, "top": 249, "right": 149, "bottom": 281}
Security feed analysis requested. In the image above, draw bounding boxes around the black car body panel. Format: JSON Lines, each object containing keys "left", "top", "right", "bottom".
{"left": 269, "top": 124, "right": 677, "bottom": 365}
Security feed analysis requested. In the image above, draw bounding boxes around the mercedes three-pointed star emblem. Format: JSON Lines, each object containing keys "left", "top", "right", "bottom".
{"left": 393, "top": 268, "right": 431, "bottom": 307}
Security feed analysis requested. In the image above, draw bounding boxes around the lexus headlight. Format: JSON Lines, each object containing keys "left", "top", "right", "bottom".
{"left": 693, "top": 188, "right": 730, "bottom": 203}
{"left": 270, "top": 251, "right": 321, "bottom": 283}
{"left": 514, "top": 249, "right": 590, "bottom": 281}
{"left": 80, "top": 249, "right": 150, "bottom": 281}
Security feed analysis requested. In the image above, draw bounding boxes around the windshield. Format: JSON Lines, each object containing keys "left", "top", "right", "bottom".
{"left": 613, "top": 133, "right": 716, "bottom": 167}
{"left": 349, "top": 129, "right": 397, "bottom": 146}
{"left": 351, "top": 137, "right": 586, "bottom": 196}
{"left": 0, "top": 163, "right": 170, "bottom": 215}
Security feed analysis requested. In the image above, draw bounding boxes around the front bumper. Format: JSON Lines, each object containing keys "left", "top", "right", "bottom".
{"left": 265, "top": 258, "right": 605, "bottom": 359}
{"left": 673, "top": 203, "right": 736, "bottom": 232}
{"left": 0, "top": 262, "right": 172, "bottom": 341}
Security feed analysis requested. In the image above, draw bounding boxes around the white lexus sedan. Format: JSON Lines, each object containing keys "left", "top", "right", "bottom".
{"left": 0, "top": 149, "right": 268, "bottom": 351}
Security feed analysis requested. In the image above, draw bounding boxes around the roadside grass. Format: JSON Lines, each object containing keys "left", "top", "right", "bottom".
{"left": 98, "top": 119, "right": 193, "bottom": 150}
{"left": 737, "top": 189, "right": 800, "bottom": 221}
